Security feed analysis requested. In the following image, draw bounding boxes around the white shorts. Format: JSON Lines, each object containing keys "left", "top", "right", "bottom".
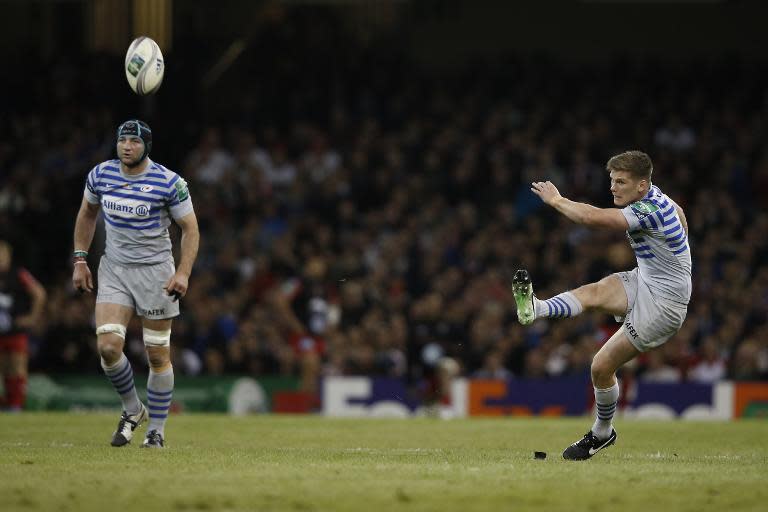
{"left": 97, "top": 256, "right": 180, "bottom": 320}
{"left": 614, "top": 268, "right": 688, "bottom": 352}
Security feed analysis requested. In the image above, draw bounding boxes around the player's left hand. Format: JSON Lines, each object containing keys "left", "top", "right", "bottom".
{"left": 531, "top": 181, "right": 563, "bottom": 206}
{"left": 164, "top": 272, "right": 189, "bottom": 301}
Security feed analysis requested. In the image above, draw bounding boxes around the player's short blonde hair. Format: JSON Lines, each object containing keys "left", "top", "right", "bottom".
{"left": 606, "top": 151, "right": 653, "bottom": 181}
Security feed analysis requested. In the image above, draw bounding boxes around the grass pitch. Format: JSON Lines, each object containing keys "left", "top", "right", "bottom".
{"left": 1, "top": 414, "right": 766, "bottom": 512}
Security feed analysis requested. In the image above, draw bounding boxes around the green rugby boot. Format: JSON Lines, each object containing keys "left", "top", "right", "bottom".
{"left": 512, "top": 269, "right": 536, "bottom": 325}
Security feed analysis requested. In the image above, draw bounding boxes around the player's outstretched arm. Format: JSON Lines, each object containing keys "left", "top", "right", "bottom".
{"left": 165, "top": 211, "right": 200, "bottom": 299}
{"left": 531, "top": 181, "right": 628, "bottom": 230}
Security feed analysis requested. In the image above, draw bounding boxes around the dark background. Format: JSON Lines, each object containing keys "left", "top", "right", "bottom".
{"left": 1, "top": 0, "right": 766, "bottom": 388}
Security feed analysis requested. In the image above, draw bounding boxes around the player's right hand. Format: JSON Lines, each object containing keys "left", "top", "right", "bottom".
{"left": 72, "top": 263, "right": 93, "bottom": 293}
{"left": 531, "top": 180, "right": 563, "bottom": 206}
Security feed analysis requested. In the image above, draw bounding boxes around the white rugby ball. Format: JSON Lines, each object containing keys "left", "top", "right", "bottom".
{"left": 125, "top": 36, "right": 164, "bottom": 95}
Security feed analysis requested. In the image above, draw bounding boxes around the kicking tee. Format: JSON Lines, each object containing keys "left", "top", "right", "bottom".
{"left": 620, "top": 184, "right": 692, "bottom": 304}
{"left": 83, "top": 159, "right": 194, "bottom": 265}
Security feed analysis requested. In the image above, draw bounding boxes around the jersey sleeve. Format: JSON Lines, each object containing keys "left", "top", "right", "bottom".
{"left": 621, "top": 199, "right": 662, "bottom": 232}
{"left": 166, "top": 175, "right": 194, "bottom": 220}
{"left": 84, "top": 165, "right": 100, "bottom": 204}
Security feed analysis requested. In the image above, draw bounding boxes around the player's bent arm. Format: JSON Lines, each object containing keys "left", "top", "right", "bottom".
{"left": 673, "top": 202, "right": 689, "bottom": 235}
{"left": 73, "top": 197, "right": 100, "bottom": 252}
{"left": 16, "top": 269, "right": 47, "bottom": 328}
{"left": 23, "top": 272, "right": 47, "bottom": 321}
{"left": 551, "top": 197, "right": 630, "bottom": 231}
{"left": 174, "top": 211, "right": 200, "bottom": 277}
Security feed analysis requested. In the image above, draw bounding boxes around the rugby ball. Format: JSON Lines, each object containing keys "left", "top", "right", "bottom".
{"left": 125, "top": 36, "right": 164, "bottom": 95}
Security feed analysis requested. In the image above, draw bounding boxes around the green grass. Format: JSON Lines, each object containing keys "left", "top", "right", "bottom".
{"left": 1, "top": 414, "right": 766, "bottom": 512}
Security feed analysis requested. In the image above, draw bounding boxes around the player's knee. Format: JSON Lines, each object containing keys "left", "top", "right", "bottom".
{"left": 97, "top": 340, "right": 123, "bottom": 364}
{"left": 95, "top": 324, "right": 126, "bottom": 364}
{"left": 590, "top": 355, "right": 613, "bottom": 384}
{"left": 146, "top": 351, "right": 170, "bottom": 370}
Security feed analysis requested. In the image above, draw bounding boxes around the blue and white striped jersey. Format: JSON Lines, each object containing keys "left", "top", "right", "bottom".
{"left": 83, "top": 159, "right": 194, "bottom": 265}
{"left": 620, "top": 185, "right": 692, "bottom": 304}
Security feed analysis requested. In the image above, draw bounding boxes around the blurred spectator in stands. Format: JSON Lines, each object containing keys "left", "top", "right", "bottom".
{"left": 688, "top": 336, "right": 727, "bottom": 383}
{"left": 186, "top": 127, "right": 234, "bottom": 185}
{"left": 1, "top": 41, "right": 766, "bottom": 387}
{"left": 654, "top": 114, "right": 696, "bottom": 152}
{"left": 640, "top": 351, "right": 682, "bottom": 383}
{"left": 0, "top": 240, "right": 47, "bottom": 410}
{"left": 729, "top": 339, "right": 768, "bottom": 381}
{"left": 473, "top": 348, "right": 513, "bottom": 380}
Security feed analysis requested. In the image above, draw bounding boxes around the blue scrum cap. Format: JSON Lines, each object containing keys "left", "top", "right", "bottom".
{"left": 117, "top": 119, "right": 152, "bottom": 160}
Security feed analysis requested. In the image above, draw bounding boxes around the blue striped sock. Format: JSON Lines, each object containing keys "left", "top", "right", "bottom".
{"left": 592, "top": 383, "right": 619, "bottom": 440}
{"left": 147, "top": 367, "right": 174, "bottom": 435}
{"left": 535, "top": 291, "right": 583, "bottom": 319}
{"left": 102, "top": 355, "right": 141, "bottom": 415}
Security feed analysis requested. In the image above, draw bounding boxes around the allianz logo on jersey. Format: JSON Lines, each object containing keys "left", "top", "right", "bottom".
{"left": 102, "top": 198, "right": 151, "bottom": 217}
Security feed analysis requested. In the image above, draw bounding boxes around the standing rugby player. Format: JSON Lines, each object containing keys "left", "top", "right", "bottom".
{"left": 72, "top": 120, "right": 199, "bottom": 448}
{"left": 0, "top": 240, "right": 47, "bottom": 411}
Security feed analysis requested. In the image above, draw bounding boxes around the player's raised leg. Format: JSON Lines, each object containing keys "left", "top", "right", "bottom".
{"left": 513, "top": 271, "right": 627, "bottom": 325}
{"left": 563, "top": 327, "right": 639, "bottom": 460}
{"left": 96, "top": 302, "right": 147, "bottom": 446}
{"left": 511, "top": 270, "right": 635, "bottom": 459}
{"left": 142, "top": 318, "right": 174, "bottom": 448}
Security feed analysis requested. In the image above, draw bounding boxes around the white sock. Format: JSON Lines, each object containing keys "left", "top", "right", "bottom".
{"left": 101, "top": 355, "right": 141, "bottom": 415}
{"left": 592, "top": 382, "right": 619, "bottom": 440}
{"left": 534, "top": 291, "right": 584, "bottom": 319}
{"left": 146, "top": 366, "right": 174, "bottom": 436}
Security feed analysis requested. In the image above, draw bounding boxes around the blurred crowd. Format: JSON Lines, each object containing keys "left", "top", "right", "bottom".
{"left": 2, "top": 34, "right": 767, "bottom": 391}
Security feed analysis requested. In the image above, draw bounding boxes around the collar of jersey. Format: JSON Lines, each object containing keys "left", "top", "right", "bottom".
{"left": 119, "top": 158, "right": 155, "bottom": 180}
{"left": 642, "top": 184, "right": 659, "bottom": 200}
